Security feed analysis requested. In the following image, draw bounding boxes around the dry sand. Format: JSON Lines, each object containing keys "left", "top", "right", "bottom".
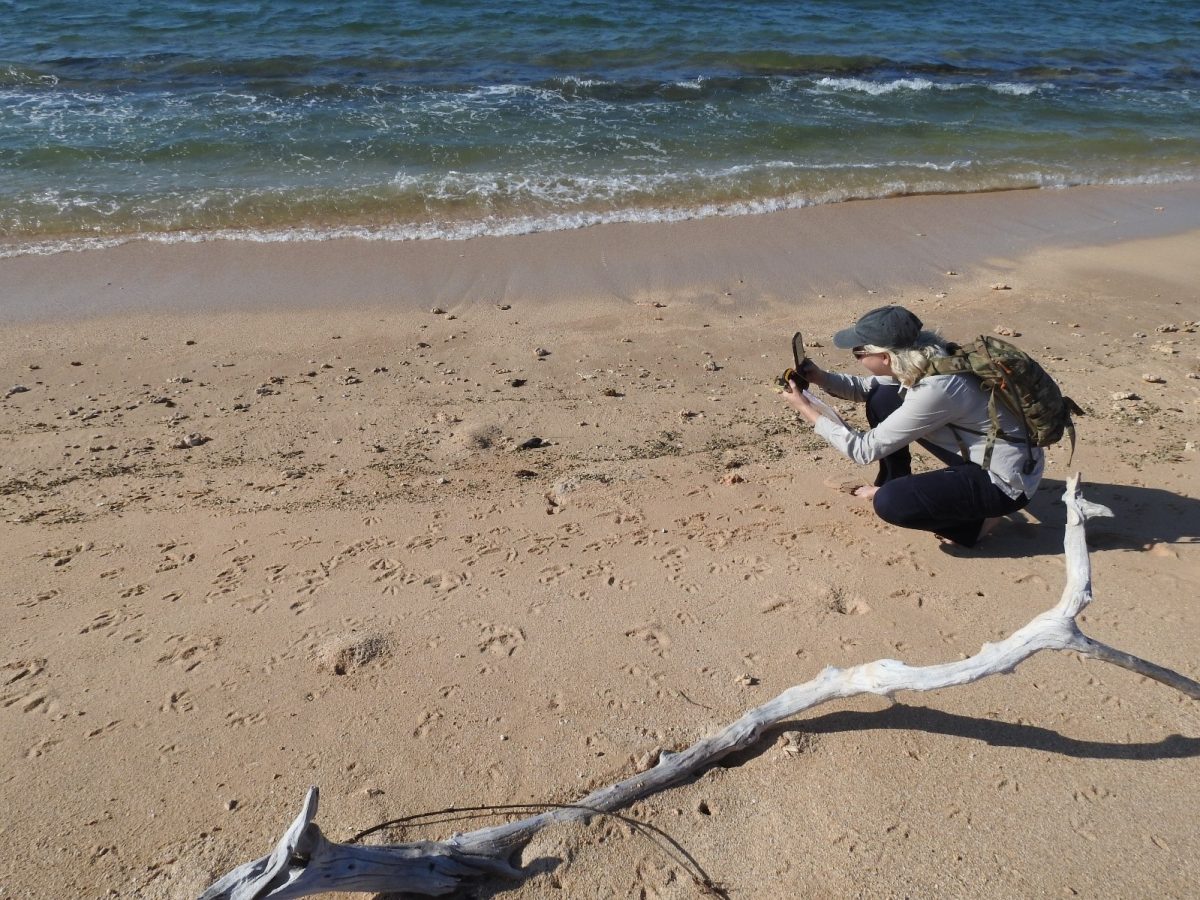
{"left": 1, "top": 184, "right": 1198, "bottom": 899}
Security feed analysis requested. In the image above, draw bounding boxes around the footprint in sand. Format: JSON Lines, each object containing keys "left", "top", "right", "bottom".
{"left": 289, "top": 597, "right": 314, "bottom": 615}
{"left": 233, "top": 589, "right": 273, "bottom": 614}
{"left": 84, "top": 720, "right": 121, "bottom": 739}
{"left": 624, "top": 624, "right": 672, "bottom": 657}
{"left": 316, "top": 633, "right": 394, "bottom": 675}
{"left": 736, "top": 555, "right": 771, "bottom": 583}
{"left": 154, "top": 542, "right": 195, "bottom": 572}
{"left": 208, "top": 554, "right": 254, "bottom": 600}
{"left": 475, "top": 622, "right": 525, "bottom": 657}
{"left": 413, "top": 708, "right": 444, "bottom": 738}
{"left": 537, "top": 564, "right": 570, "bottom": 584}
{"left": 40, "top": 542, "right": 93, "bottom": 567}
{"left": 17, "top": 588, "right": 60, "bottom": 609}
{"left": 759, "top": 596, "right": 799, "bottom": 615}
{"left": 161, "top": 689, "right": 195, "bottom": 714}
{"left": 157, "top": 633, "right": 221, "bottom": 672}
{"left": 26, "top": 735, "right": 63, "bottom": 759}
{"left": 423, "top": 569, "right": 467, "bottom": 594}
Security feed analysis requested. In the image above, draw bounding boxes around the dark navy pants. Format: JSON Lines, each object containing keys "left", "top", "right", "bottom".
{"left": 865, "top": 384, "right": 1030, "bottom": 547}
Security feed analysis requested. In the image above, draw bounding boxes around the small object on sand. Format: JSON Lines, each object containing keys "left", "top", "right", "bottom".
{"left": 736, "top": 674, "right": 759, "bottom": 686}
{"left": 172, "top": 433, "right": 209, "bottom": 449}
{"left": 430, "top": 307, "right": 445, "bottom": 315}
{"left": 508, "top": 378, "right": 526, "bottom": 387}
{"left": 990, "top": 282, "right": 1011, "bottom": 290}
{"left": 496, "top": 303, "right": 511, "bottom": 310}
{"left": 633, "top": 747, "right": 663, "bottom": 773}
{"left": 4, "top": 384, "right": 30, "bottom": 398}
{"left": 722, "top": 472, "right": 745, "bottom": 485}
{"left": 993, "top": 326, "right": 1020, "bottom": 337}
{"left": 945, "top": 270, "right": 958, "bottom": 276}
{"left": 515, "top": 437, "right": 548, "bottom": 450}
{"left": 513, "top": 469, "right": 538, "bottom": 479}
{"left": 1111, "top": 391, "right": 1140, "bottom": 401}
{"left": 1156, "top": 324, "right": 1179, "bottom": 333}
{"left": 600, "top": 387, "right": 624, "bottom": 397}
{"left": 338, "top": 374, "right": 362, "bottom": 385}
{"left": 703, "top": 360, "right": 720, "bottom": 372}
{"left": 1141, "top": 373, "right": 1166, "bottom": 384}
{"left": 534, "top": 347, "right": 550, "bottom": 358}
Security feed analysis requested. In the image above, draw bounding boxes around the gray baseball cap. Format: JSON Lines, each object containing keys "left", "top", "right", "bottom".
{"left": 832, "top": 305, "right": 923, "bottom": 349}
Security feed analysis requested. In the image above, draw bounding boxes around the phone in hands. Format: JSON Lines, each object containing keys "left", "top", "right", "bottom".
{"left": 775, "top": 331, "right": 809, "bottom": 392}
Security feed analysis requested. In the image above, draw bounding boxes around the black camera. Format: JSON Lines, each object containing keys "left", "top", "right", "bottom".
{"left": 776, "top": 332, "right": 809, "bottom": 391}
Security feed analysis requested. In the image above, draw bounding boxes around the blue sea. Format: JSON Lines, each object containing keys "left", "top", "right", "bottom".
{"left": 1, "top": 0, "right": 1197, "bottom": 256}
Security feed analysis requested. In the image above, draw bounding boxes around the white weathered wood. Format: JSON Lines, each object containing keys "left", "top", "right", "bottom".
{"left": 199, "top": 474, "right": 1199, "bottom": 899}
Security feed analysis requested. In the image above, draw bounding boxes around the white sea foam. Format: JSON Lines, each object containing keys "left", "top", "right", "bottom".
{"left": 816, "top": 77, "right": 935, "bottom": 95}
{"left": 3, "top": 170, "right": 1195, "bottom": 260}
{"left": 991, "top": 82, "right": 1041, "bottom": 96}
{"left": 814, "top": 77, "right": 1045, "bottom": 97}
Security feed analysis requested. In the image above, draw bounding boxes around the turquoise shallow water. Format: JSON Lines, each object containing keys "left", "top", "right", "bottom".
{"left": 1, "top": 0, "right": 1197, "bottom": 255}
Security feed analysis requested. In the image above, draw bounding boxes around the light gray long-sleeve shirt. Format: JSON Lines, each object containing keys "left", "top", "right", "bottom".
{"left": 812, "top": 370, "right": 1044, "bottom": 499}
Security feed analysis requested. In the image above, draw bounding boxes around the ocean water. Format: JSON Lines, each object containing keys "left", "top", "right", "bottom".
{"left": 1, "top": 0, "right": 1197, "bottom": 256}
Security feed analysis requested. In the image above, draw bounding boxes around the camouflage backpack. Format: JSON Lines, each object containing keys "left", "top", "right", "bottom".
{"left": 921, "top": 335, "right": 1083, "bottom": 474}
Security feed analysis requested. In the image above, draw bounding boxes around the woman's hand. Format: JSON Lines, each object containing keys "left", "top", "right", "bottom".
{"left": 782, "top": 379, "right": 823, "bottom": 425}
{"left": 798, "top": 358, "right": 824, "bottom": 387}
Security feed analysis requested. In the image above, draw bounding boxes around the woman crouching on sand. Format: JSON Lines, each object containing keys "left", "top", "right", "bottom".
{"left": 783, "top": 305, "right": 1043, "bottom": 548}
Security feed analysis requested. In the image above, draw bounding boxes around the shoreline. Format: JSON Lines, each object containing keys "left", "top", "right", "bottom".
{"left": 3, "top": 181, "right": 1200, "bottom": 324}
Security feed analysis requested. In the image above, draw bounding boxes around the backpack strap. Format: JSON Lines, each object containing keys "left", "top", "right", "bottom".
{"left": 982, "top": 389, "right": 1004, "bottom": 471}
{"left": 946, "top": 424, "right": 972, "bottom": 464}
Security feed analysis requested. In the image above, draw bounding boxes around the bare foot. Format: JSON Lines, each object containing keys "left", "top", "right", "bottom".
{"left": 823, "top": 477, "right": 876, "bottom": 499}
{"left": 936, "top": 516, "right": 1007, "bottom": 550}
{"left": 977, "top": 516, "right": 1005, "bottom": 540}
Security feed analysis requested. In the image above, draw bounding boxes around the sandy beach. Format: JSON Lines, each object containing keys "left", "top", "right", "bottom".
{"left": 2, "top": 184, "right": 1198, "bottom": 898}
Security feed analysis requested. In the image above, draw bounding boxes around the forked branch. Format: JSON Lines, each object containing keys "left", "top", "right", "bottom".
{"left": 199, "top": 474, "right": 1199, "bottom": 899}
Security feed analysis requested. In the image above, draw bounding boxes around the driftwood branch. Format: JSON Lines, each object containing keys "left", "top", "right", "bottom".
{"left": 199, "top": 474, "right": 1199, "bottom": 899}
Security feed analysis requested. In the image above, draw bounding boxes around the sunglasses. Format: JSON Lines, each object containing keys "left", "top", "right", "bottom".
{"left": 852, "top": 346, "right": 883, "bottom": 359}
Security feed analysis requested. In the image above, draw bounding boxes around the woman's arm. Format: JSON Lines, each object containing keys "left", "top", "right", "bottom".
{"left": 814, "top": 377, "right": 966, "bottom": 465}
